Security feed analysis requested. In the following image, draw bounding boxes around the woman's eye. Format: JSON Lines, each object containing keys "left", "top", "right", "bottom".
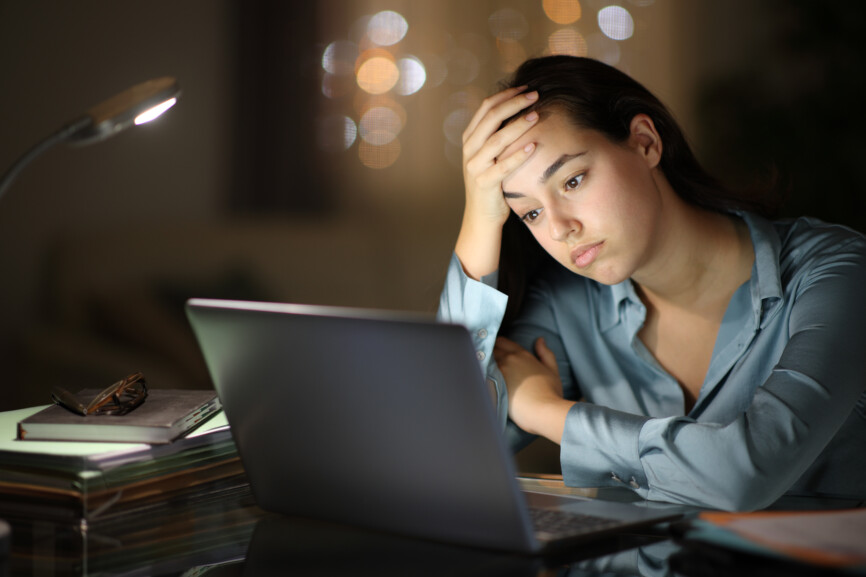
{"left": 565, "top": 174, "right": 584, "bottom": 191}
{"left": 521, "top": 208, "right": 542, "bottom": 224}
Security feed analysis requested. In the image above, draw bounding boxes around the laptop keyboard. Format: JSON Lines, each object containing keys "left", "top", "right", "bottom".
{"left": 529, "top": 507, "right": 623, "bottom": 540}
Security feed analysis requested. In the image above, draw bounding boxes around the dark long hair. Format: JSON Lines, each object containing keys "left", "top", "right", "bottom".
{"left": 497, "top": 55, "right": 783, "bottom": 325}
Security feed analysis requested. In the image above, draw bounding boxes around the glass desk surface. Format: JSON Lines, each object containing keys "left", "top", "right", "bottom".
{"left": 2, "top": 479, "right": 853, "bottom": 577}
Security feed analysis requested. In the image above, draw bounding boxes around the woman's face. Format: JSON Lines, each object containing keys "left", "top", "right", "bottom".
{"left": 500, "top": 110, "right": 665, "bottom": 285}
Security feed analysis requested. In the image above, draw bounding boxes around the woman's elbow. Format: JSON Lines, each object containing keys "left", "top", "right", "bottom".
{"left": 714, "top": 484, "right": 784, "bottom": 512}
{"left": 696, "top": 473, "right": 791, "bottom": 511}
{"left": 648, "top": 473, "right": 788, "bottom": 511}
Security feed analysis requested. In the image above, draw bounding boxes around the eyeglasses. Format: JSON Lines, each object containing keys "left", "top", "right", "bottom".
{"left": 51, "top": 372, "right": 148, "bottom": 416}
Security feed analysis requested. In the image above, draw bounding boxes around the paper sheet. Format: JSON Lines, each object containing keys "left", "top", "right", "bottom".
{"left": 699, "top": 508, "right": 866, "bottom": 567}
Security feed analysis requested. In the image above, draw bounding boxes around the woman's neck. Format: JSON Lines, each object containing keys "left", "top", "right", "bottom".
{"left": 632, "top": 200, "right": 755, "bottom": 313}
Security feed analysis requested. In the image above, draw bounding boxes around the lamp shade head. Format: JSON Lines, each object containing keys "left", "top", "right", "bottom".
{"left": 69, "top": 77, "right": 181, "bottom": 145}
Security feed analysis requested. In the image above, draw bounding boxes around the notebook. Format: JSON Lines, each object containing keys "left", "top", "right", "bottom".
{"left": 185, "top": 298, "right": 683, "bottom": 554}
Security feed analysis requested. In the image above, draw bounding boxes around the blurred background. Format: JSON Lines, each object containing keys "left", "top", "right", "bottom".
{"left": 1, "top": 0, "right": 864, "bottom": 413}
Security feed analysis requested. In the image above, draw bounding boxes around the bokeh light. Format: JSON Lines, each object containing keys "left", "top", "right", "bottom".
{"left": 348, "top": 15, "right": 372, "bottom": 44}
{"left": 317, "top": 115, "right": 357, "bottom": 152}
{"left": 319, "top": 2, "right": 653, "bottom": 169}
{"left": 496, "top": 39, "right": 527, "bottom": 73}
{"left": 598, "top": 5, "right": 634, "bottom": 41}
{"left": 354, "top": 94, "right": 406, "bottom": 127}
{"left": 360, "top": 106, "right": 403, "bottom": 145}
{"left": 444, "top": 140, "right": 462, "bottom": 167}
{"left": 396, "top": 56, "right": 426, "bottom": 95}
{"left": 441, "top": 88, "right": 484, "bottom": 166}
{"left": 548, "top": 28, "right": 588, "bottom": 56}
{"left": 322, "top": 40, "right": 359, "bottom": 75}
{"left": 359, "top": 138, "right": 401, "bottom": 169}
{"left": 446, "top": 48, "right": 480, "bottom": 85}
{"left": 488, "top": 8, "right": 529, "bottom": 42}
{"left": 441, "top": 89, "right": 483, "bottom": 120}
{"left": 356, "top": 50, "right": 400, "bottom": 94}
{"left": 443, "top": 108, "right": 471, "bottom": 147}
{"left": 543, "top": 0, "right": 582, "bottom": 25}
{"left": 442, "top": 89, "right": 483, "bottom": 146}
{"left": 367, "top": 10, "right": 408, "bottom": 46}
{"left": 420, "top": 52, "right": 447, "bottom": 88}
{"left": 322, "top": 73, "right": 355, "bottom": 99}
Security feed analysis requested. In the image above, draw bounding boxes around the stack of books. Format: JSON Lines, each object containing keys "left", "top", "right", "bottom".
{"left": 0, "top": 395, "right": 262, "bottom": 574}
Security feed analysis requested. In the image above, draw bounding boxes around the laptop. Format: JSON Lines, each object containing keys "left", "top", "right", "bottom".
{"left": 185, "top": 298, "right": 684, "bottom": 554}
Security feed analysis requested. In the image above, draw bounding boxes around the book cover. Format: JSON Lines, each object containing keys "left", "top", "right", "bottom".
{"left": 16, "top": 389, "right": 221, "bottom": 444}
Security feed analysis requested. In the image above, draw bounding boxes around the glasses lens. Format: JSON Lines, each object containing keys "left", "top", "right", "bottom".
{"left": 51, "top": 373, "right": 148, "bottom": 416}
{"left": 87, "top": 373, "right": 148, "bottom": 415}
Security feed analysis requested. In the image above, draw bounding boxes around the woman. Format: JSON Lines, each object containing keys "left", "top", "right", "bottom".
{"left": 438, "top": 55, "right": 866, "bottom": 510}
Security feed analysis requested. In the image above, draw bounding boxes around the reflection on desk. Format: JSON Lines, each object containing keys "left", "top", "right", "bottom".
{"left": 7, "top": 494, "right": 679, "bottom": 576}
{"left": 7, "top": 486, "right": 263, "bottom": 576}
{"left": 235, "top": 513, "right": 673, "bottom": 577}
{"left": 8, "top": 489, "right": 857, "bottom": 576}
{"left": 234, "top": 514, "right": 863, "bottom": 577}
{"left": 5, "top": 446, "right": 856, "bottom": 575}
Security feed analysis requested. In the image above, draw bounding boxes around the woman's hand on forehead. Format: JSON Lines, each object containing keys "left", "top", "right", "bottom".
{"left": 461, "top": 87, "right": 540, "bottom": 225}
{"left": 455, "top": 87, "right": 541, "bottom": 280}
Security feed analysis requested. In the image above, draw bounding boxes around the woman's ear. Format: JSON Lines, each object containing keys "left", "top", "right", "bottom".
{"left": 629, "top": 114, "right": 662, "bottom": 169}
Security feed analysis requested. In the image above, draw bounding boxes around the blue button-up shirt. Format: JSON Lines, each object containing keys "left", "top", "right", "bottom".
{"left": 439, "top": 213, "right": 866, "bottom": 510}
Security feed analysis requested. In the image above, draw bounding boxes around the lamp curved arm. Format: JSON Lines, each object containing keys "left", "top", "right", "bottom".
{"left": 0, "top": 77, "right": 180, "bottom": 203}
{"left": 0, "top": 117, "right": 91, "bottom": 202}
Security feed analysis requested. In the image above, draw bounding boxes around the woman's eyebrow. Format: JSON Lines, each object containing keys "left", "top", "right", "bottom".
{"left": 539, "top": 152, "right": 585, "bottom": 184}
{"left": 503, "top": 152, "right": 587, "bottom": 199}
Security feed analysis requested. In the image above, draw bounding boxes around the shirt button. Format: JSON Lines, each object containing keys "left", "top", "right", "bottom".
{"left": 477, "top": 328, "right": 488, "bottom": 339}
{"left": 476, "top": 351, "right": 486, "bottom": 361}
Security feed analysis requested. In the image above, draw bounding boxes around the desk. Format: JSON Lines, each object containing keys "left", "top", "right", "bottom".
{"left": 0, "top": 408, "right": 691, "bottom": 575}
{"left": 5, "top": 486, "right": 262, "bottom": 576}
{"left": 5, "top": 487, "right": 854, "bottom": 577}
{"left": 4, "top": 487, "right": 673, "bottom": 576}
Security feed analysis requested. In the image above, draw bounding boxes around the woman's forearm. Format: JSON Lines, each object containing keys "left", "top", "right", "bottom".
{"left": 454, "top": 213, "right": 504, "bottom": 281}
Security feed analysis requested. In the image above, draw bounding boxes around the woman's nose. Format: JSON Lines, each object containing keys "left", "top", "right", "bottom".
{"left": 548, "top": 209, "right": 580, "bottom": 242}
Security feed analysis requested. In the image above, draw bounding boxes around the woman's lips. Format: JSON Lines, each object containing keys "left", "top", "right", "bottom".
{"left": 571, "top": 241, "right": 604, "bottom": 268}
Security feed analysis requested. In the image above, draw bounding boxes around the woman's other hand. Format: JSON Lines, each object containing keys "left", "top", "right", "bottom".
{"left": 494, "top": 336, "right": 574, "bottom": 444}
{"left": 455, "top": 88, "right": 539, "bottom": 280}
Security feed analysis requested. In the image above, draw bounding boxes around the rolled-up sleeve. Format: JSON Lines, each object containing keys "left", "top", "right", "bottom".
{"left": 437, "top": 253, "right": 510, "bottom": 428}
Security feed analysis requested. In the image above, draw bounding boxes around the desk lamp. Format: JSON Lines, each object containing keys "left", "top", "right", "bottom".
{"left": 0, "top": 77, "right": 179, "bottom": 552}
{"left": 0, "top": 77, "right": 181, "bottom": 201}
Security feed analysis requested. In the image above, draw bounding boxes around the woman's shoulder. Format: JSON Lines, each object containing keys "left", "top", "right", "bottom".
{"left": 762, "top": 215, "right": 866, "bottom": 292}
{"left": 772, "top": 215, "right": 866, "bottom": 261}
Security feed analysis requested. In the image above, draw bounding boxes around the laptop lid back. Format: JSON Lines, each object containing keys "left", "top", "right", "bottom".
{"left": 186, "top": 298, "right": 538, "bottom": 552}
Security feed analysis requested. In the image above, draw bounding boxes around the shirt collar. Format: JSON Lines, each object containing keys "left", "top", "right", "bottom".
{"left": 599, "top": 211, "right": 784, "bottom": 332}
{"left": 741, "top": 211, "right": 784, "bottom": 327}
{"left": 600, "top": 278, "right": 641, "bottom": 332}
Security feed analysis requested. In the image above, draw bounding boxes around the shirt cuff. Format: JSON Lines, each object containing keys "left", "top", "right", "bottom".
{"left": 560, "top": 403, "right": 651, "bottom": 491}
